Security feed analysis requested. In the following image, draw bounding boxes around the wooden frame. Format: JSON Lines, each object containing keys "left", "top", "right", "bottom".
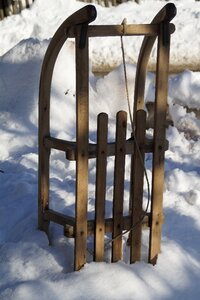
{"left": 38, "top": 4, "right": 176, "bottom": 271}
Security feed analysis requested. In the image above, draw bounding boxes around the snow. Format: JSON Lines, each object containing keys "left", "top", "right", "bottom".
{"left": 0, "top": 0, "right": 200, "bottom": 299}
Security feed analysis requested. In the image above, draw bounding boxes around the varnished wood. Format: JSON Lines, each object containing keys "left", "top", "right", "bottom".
{"left": 74, "top": 25, "right": 89, "bottom": 271}
{"left": 94, "top": 113, "right": 108, "bottom": 262}
{"left": 148, "top": 23, "right": 171, "bottom": 265}
{"left": 44, "top": 209, "right": 75, "bottom": 227}
{"left": 134, "top": 4, "right": 176, "bottom": 120}
{"left": 130, "top": 110, "right": 146, "bottom": 263}
{"left": 68, "top": 24, "right": 175, "bottom": 38}
{"left": 92, "top": 214, "right": 150, "bottom": 235}
{"left": 44, "top": 136, "right": 168, "bottom": 160}
{"left": 112, "top": 111, "right": 127, "bottom": 262}
{"left": 64, "top": 214, "right": 151, "bottom": 238}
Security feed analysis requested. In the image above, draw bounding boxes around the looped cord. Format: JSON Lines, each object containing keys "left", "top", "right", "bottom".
{"left": 87, "top": 19, "right": 151, "bottom": 256}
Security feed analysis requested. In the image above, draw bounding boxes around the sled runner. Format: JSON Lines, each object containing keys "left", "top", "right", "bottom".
{"left": 38, "top": 3, "right": 176, "bottom": 271}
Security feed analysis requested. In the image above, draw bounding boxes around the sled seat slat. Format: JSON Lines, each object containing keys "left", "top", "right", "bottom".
{"left": 45, "top": 211, "right": 164, "bottom": 238}
{"left": 44, "top": 136, "right": 169, "bottom": 160}
{"left": 94, "top": 113, "right": 108, "bottom": 261}
{"left": 112, "top": 111, "right": 127, "bottom": 262}
{"left": 130, "top": 110, "right": 146, "bottom": 263}
{"left": 64, "top": 214, "right": 152, "bottom": 238}
{"left": 44, "top": 209, "right": 75, "bottom": 227}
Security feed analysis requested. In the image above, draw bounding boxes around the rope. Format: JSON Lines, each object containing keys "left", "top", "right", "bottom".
{"left": 120, "top": 18, "right": 134, "bottom": 130}
{"left": 87, "top": 19, "right": 151, "bottom": 256}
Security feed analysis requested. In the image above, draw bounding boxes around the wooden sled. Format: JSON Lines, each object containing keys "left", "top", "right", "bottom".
{"left": 38, "top": 4, "right": 176, "bottom": 271}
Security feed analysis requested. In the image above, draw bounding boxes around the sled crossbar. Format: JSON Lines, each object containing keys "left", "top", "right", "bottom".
{"left": 43, "top": 209, "right": 150, "bottom": 236}
{"left": 38, "top": 4, "right": 176, "bottom": 271}
{"left": 44, "top": 136, "right": 169, "bottom": 160}
{"left": 67, "top": 24, "right": 175, "bottom": 37}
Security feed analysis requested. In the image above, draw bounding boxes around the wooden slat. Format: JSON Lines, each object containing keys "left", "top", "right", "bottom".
{"left": 91, "top": 214, "right": 150, "bottom": 235}
{"left": 68, "top": 24, "right": 175, "bottom": 38}
{"left": 130, "top": 110, "right": 146, "bottom": 263}
{"left": 44, "top": 209, "right": 75, "bottom": 227}
{"left": 88, "top": 24, "right": 159, "bottom": 37}
{"left": 148, "top": 24, "right": 170, "bottom": 265}
{"left": 94, "top": 113, "right": 108, "bottom": 262}
{"left": 74, "top": 25, "right": 89, "bottom": 271}
{"left": 64, "top": 214, "right": 151, "bottom": 238}
{"left": 112, "top": 111, "right": 127, "bottom": 262}
{"left": 44, "top": 136, "right": 168, "bottom": 160}
{"left": 44, "top": 137, "right": 76, "bottom": 153}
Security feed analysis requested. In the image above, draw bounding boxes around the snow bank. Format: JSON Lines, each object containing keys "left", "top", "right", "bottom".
{"left": 169, "top": 70, "right": 200, "bottom": 109}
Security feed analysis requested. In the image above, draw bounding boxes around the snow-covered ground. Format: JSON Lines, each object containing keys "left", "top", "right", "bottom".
{"left": 0, "top": 0, "right": 200, "bottom": 299}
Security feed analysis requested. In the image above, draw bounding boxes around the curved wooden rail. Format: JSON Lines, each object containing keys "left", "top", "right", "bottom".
{"left": 133, "top": 3, "right": 177, "bottom": 119}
